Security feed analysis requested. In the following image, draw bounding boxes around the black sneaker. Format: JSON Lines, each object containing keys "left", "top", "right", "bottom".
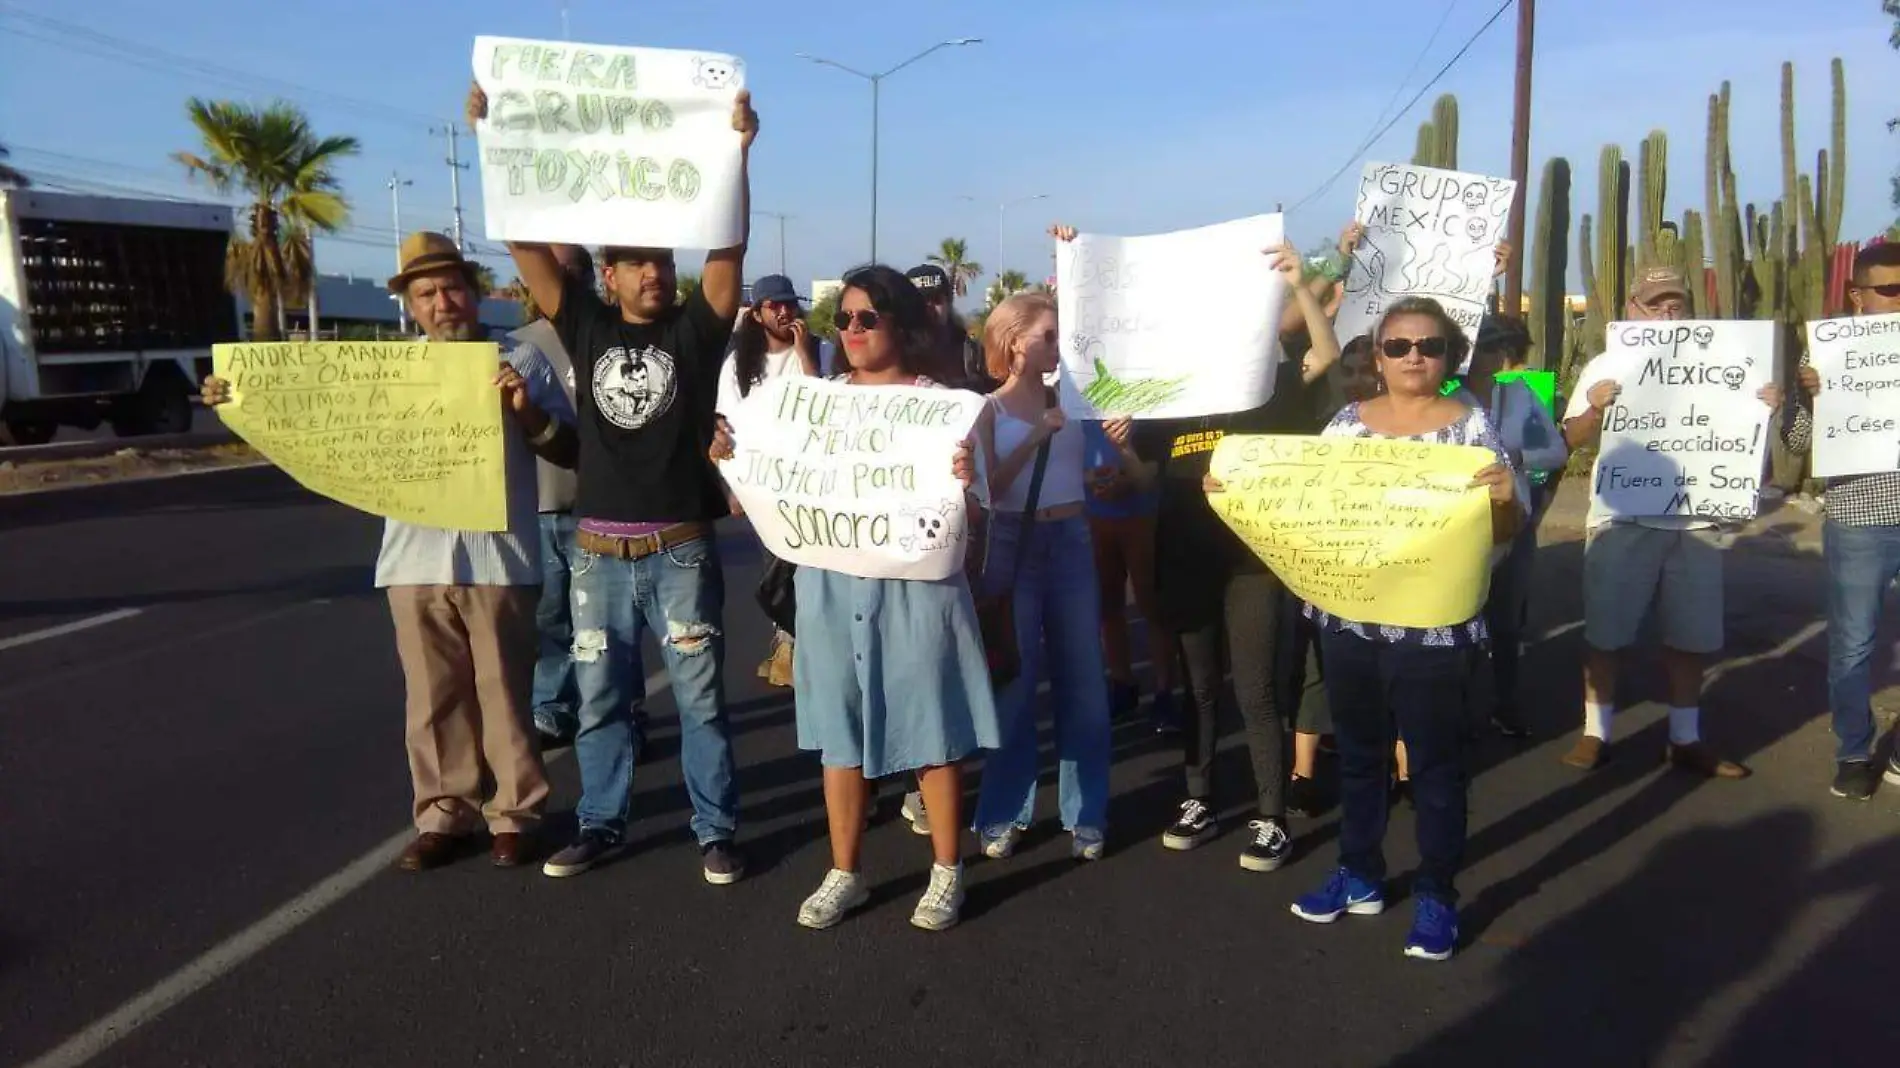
{"left": 701, "top": 840, "right": 747, "bottom": 885}
{"left": 1150, "top": 690, "right": 1183, "bottom": 735}
{"left": 1238, "top": 818, "right": 1291, "bottom": 872}
{"left": 1287, "top": 775, "right": 1326, "bottom": 819}
{"left": 1832, "top": 760, "right": 1881, "bottom": 801}
{"left": 1161, "top": 799, "right": 1216, "bottom": 850}
{"left": 542, "top": 828, "right": 623, "bottom": 878}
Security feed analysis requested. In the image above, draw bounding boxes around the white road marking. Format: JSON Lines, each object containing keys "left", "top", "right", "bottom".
{"left": 23, "top": 669, "right": 672, "bottom": 1068}
{"left": 0, "top": 608, "right": 144, "bottom": 653}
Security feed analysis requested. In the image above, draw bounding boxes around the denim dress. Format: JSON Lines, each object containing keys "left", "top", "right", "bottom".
{"left": 789, "top": 375, "right": 1000, "bottom": 777}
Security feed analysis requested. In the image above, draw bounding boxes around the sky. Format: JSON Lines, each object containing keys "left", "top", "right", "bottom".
{"left": 2, "top": 0, "right": 1894, "bottom": 304}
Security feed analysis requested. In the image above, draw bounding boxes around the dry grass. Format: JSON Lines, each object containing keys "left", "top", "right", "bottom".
{"left": 0, "top": 443, "right": 263, "bottom": 495}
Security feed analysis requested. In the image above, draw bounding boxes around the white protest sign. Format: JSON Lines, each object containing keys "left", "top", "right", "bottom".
{"left": 1591, "top": 319, "right": 1777, "bottom": 520}
{"left": 1805, "top": 313, "right": 1900, "bottom": 478}
{"left": 472, "top": 37, "right": 746, "bottom": 249}
{"left": 1336, "top": 163, "right": 1517, "bottom": 347}
{"left": 719, "top": 376, "right": 985, "bottom": 580}
{"left": 1055, "top": 214, "right": 1287, "bottom": 420}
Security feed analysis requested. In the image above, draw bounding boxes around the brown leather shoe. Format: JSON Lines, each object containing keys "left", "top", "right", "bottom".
{"left": 490, "top": 832, "right": 532, "bottom": 868}
{"left": 1665, "top": 742, "right": 1750, "bottom": 779}
{"left": 398, "top": 832, "right": 459, "bottom": 872}
{"left": 1561, "top": 735, "right": 1608, "bottom": 770}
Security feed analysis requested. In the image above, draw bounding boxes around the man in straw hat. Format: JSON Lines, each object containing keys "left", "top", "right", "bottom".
{"left": 468, "top": 82, "right": 760, "bottom": 885}
{"left": 203, "top": 231, "right": 577, "bottom": 872}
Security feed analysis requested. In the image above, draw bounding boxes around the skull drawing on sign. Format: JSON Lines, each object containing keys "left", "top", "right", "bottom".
{"left": 694, "top": 57, "right": 739, "bottom": 89}
{"left": 1464, "top": 217, "right": 1490, "bottom": 243}
{"left": 898, "top": 501, "right": 956, "bottom": 553}
{"left": 1461, "top": 183, "right": 1489, "bottom": 212}
{"left": 1692, "top": 325, "right": 1715, "bottom": 347}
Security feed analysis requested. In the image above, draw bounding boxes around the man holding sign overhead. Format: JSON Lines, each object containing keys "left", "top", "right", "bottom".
{"left": 469, "top": 64, "right": 760, "bottom": 885}
{"left": 1785, "top": 241, "right": 1900, "bottom": 800}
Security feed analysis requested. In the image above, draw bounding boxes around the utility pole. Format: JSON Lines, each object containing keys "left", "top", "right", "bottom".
{"left": 753, "top": 211, "right": 791, "bottom": 276}
{"left": 437, "top": 125, "right": 469, "bottom": 253}
{"left": 1503, "top": 0, "right": 1536, "bottom": 318}
{"left": 388, "top": 171, "right": 414, "bottom": 334}
{"left": 559, "top": 0, "right": 571, "bottom": 39}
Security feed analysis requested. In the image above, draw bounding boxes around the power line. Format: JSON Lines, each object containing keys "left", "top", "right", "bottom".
{"left": 1285, "top": 0, "right": 1515, "bottom": 216}
{"left": 0, "top": 10, "right": 443, "bottom": 129}
{"left": 1361, "top": 1, "right": 1462, "bottom": 139}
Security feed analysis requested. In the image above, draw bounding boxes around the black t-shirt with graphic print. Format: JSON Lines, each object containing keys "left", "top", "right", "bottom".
{"left": 554, "top": 272, "right": 736, "bottom": 523}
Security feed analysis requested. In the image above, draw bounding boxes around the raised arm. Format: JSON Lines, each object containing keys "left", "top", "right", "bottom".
{"left": 701, "top": 91, "right": 759, "bottom": 323}
{"left": 1267, "top": 241, "right": 1342, "bottom": 383}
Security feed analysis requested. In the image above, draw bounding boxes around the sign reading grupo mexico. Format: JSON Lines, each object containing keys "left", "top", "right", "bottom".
{"left": 718, "top": 377, "right": 986, "bottom": 580}
{"left": 1591, "top": 319, "right": 1777, "bottom": 520}
{"left": 1336, "top": 162, "right": 1517, "bottom": 346}
{"left": 472, "top": 36, "right": 747, "bottom": 249}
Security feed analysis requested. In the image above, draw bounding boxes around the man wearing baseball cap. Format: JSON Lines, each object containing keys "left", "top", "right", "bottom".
{"left": 906, "top": 264, "right": 995, "bottom": 393}
{"left": 1558, "top": 266, "right": 1781, "bottom": 778}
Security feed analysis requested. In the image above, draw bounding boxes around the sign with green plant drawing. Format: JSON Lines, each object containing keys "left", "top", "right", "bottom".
{"left": 1055, "top": 214, "right": 1288, "bottom": 420}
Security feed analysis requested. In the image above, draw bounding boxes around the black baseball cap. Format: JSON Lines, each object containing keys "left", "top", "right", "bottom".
{"left": 905, "top": 264, "right": 952, "bottom": 300}
{"left": 601, "top": 245, "right": 675, "bottom": 267}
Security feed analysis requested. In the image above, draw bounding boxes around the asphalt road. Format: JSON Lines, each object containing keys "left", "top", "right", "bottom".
{"left": 2, "top": 468, "right": 1896, "bottom": 1068}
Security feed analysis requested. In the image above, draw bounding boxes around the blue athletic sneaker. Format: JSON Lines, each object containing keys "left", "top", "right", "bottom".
{"left": 1404, "top": 896, "right": 1459, "bottom": 961}
{"left": 1290, "top": 867, "right": 1385, "bottom": 923}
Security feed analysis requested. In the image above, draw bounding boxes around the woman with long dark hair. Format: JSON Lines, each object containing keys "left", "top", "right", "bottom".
{"left": 1276, "top": 297, "right": 1522, "bottom": 963}
{"left": 713, "top": 265, "right": 998, "bottom": 932}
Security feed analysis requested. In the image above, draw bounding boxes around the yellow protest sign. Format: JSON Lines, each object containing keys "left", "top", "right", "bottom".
{"left": 1207, "top": 434, "right": 1495, "bottom": 629}
{"left": 213, "top": 341, "right": 508, "bottom": 531}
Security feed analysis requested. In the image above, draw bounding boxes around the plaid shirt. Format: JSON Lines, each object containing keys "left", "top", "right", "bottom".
{"left": 1784, "top": 371, "right": 1900, "bottom": 527}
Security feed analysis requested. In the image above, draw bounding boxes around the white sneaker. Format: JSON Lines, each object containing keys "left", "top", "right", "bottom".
{"left": 796, "top": 869, "right": 869, "bottom": 930}
{"left": 979, "top": 824, "right": 1023, "bottom": 859}
{"left": 910, "top": 863, "right": 965, "bottom": 931}
{"left": 900, "top": 791, "right": 931, "bottom": 836}
{"left": 1071, "top": 827, "right": 1106, "bottom": 861}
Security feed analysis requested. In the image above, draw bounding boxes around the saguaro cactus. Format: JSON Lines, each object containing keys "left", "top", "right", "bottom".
{"left": 1411, "top": 94, "right": 1460, "bottom": 170}
{"left": 1578, "top": 144, "right": 1630, "bottom": 357}
{"left": 1637, "top": 131, "right": 1669, "bottom": 271}
{"left": 1528, "top": 156, "right": 1571, "bottom": 370}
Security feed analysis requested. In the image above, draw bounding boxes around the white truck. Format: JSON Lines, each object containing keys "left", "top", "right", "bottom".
{"left": 0, "top": 189, "right": 237, "bottom": 445}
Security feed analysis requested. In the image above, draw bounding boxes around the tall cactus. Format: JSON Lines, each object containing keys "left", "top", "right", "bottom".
{"left": 1578, "top": 144, "right": 1630, "bottom": 357}
{"left": 1680, "top": 209, "right": 1707, "bottom": 316}
{"left": 1528, "top": 156, "right": 1571, "bottom": 371}
{"left": 1637, "top": 131, "right": 1668, "bottom": 271}
{"left": 1411, "top": 95, "right": 1460, "bottom": 169}
{"left": 1706, "top": 85, "right": 1741, "bottom": 317}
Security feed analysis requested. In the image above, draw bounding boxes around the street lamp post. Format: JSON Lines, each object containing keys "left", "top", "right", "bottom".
{"left": 753, "top": 210, "right": 792, "bottom": 276}
{"left": 796, "top": 38, "right": 982, "bottom": 262}
{"left": 960, "top": 192, "right": 1049, "bottom": 288}
{"left": 387, "top": 171, "right": 414, "bottom": 335}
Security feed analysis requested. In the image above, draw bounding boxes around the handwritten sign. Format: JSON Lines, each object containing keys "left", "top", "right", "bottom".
{"left": 718, "top": 376, "right": 985, "bottom": 580}
{"left": 1055, "top": 214, "right": 1287, "bottom": 420}
{"left": 472, "top": 36, "right": 747, "bottom": 249}
{"left": 1336, "top": 163, "right": 1517, "bottom": 345}
{"left": 1207, "top": 435, "right": 1495, "bottom": 629}
{"left": 1805, "top": 313, "right": 1900, "bottom": 478}
{"left": 213, "top": 342, "right": 507, "bottom": 531}
{"left": 1591, "top": 319, "right": 1776, "bottom": 520}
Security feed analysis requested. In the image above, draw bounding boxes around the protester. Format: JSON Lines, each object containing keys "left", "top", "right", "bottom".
{"left": 1783, "top": 241, "right": 1900, "bottom": 800}
{"left": 906, "top": 264, "right": 993, "bottom": 392}
{"left": 1122, "top": 235, "right": 1342, "bottom": 873}
{"left": 1083, "top": 418, "right": 1181, "bottom": 732}
{"left": 202, "top": 231, "right": 575, "bottom": 872}
{"left": 1457, "top": 314, "right": 1568, "bottom": 736}
{"left": 1559, "top": 266, "right": 1782, "bottom": 778}
{"left": 971, "top": 291, "right": 1116, "bottom": 861}
{"left": 710, "top": 265, "right": 996, "bottom": 930}
{"left": 513, "top": 244, "right": 594, "bottom": 748}
{"left": 714, "top": 273, "right": 818, "bottom": 689}
{"left": 1278, "top": 297, "right": 1520, "bottom": 961}
{"left": 474, "top": 82, "right": 760, "bottom": 884}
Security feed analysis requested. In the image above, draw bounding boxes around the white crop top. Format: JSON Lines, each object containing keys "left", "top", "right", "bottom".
{"left": 990, "top": 400, "right": 1086, "bottom": 512}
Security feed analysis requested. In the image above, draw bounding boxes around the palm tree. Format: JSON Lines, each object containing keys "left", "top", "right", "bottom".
{"left": 0, "top": 142, "right": 29, "bottom": 189}
{"left": 174, "top": 99, "right": 359, "bottom": 341}
{"left": 927, "top": 237, "right": 983, "bottom": 297}
{"left": 677, "top": 272, "right": 702, "bottom": 305}
{"left": 985, "top": 269, "right": 1030, "bottom": 309}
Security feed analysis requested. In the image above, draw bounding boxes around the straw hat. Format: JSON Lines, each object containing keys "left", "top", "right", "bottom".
{"left": 387, "top": 231, "right": 480, "bottom": 294}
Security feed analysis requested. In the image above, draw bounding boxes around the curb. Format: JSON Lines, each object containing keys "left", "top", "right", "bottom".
{"left": 0, "top": 429, "right": 238, "bottom": 464}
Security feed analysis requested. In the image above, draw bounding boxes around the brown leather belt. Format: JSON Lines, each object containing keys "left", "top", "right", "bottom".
{"left": 575, "top": 522, "right": 710, "bottom": 560}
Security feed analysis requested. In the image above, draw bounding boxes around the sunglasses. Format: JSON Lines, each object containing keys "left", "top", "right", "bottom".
{"left": 833, "top": 309, "right": 883, "bottom": 332}
{"left": 1380, "top": 336, "right": 1450, "bottom": 359}
{"left": 1855, "top": 282, "right": 1900, "bottom": 298}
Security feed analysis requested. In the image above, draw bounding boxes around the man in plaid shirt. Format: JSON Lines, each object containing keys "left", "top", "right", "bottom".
{"left": 1784, "top": 241, "right": 1900, "bottom": 801}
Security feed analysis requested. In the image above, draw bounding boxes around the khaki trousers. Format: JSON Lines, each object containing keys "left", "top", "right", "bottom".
{"left": 387, "top": 585, "right": 550, "bottom": 835}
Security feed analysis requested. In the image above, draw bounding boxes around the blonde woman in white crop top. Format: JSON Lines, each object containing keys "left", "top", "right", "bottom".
{"left": 970, "top": 290, "right": 1132, "bottom": 862}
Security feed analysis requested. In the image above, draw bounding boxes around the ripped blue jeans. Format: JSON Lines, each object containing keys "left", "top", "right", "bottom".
{"left": 570, "top": 534, "right": 736, "bottom": 844}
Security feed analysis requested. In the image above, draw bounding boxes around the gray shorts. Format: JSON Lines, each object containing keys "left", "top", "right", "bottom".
{"left": 1582, "top": 523, "right": 1725, "bottom": 655}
